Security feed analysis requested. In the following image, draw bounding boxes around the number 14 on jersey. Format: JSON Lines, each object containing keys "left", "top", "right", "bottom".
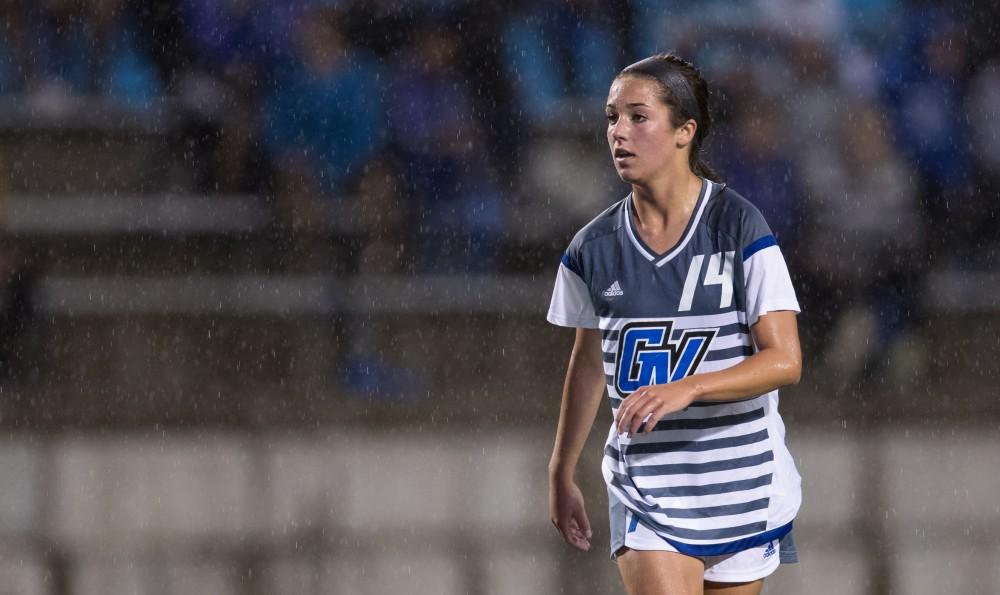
{"left": 678, "top": 251, "right": 735, "bottom": 312}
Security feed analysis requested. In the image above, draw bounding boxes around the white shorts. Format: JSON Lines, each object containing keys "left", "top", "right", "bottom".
{"left": 610, "top": 507, "right": 798, "bottom": 583}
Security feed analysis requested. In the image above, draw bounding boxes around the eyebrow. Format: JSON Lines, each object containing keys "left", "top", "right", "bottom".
{"left": 606, "top": 102, "right": 650, "bottom": 109}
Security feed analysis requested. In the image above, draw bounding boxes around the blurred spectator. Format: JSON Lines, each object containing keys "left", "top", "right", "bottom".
{"left": 630, "top": 0, "right": 751, "bottom": 61}
{"left": 884, "top": 9, "right": 975, "bottom": 265}
{"left": 713, "top": 97, "right": 799, "bottom": 249}
{"left": 449, "top": 3, "right": 525, "bottom": 179}
{"left": 343, "top": 157, "right": 426, "bottom": 400}
{"left": 131, "top": 0, "right": 196, "bottom": 91}
{"left": 384, "top": 18, "right": 469, "bottom": 163}
{"left": 501, "top": 0, "right": 622, "bottom": 127}
{"left": 354, "top": 157, "right": 407, "bottom": 275}
{"left": 340, "top": 8, "right": 504, "bottom": 399}
{"left": 181, "top": 0, "right": 298, "bottom": 75}
{"left": 797, "top": 102, "right": 921, "bottom": 389}
{"left": 963, "top": 57, "right": 1000, "bottom": 261}
{"left": 342, "top": 0, "right": 414, "bottom": 59}
{"left": 967, "top": 58, "right": 1000, "bottom": 178}
{"left": 783, "top": 38, "right": 841, "bottom": 155}
{"left": 263, "top": 4, "right": 382, "bottom": 232}
{"left": 174, "top": 0, "right": 296, "bottom": 193}
{"left": 386, "top": 17, "right": 503, "bottom": 274}
{"left": 0, "top": 1, "right": 30, "bottom": 94}
{"left": 256, "top": 4, "right": 382, "bottom": 272}
{"left": 755, "top": 0, "right": 845, "bottom": 42}
{"left": 30, "top": 0, "right": 161, "bottom": 106}
{"left": 841, "top": 0, "right": 902, "bottom": 48}
{"left": 407, "top": 122, "right": 504, "bottom": 275}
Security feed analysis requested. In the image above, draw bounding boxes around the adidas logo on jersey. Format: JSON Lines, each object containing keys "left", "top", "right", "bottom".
{"left": 603, "top": 280, "right": 624, "bottom": 297}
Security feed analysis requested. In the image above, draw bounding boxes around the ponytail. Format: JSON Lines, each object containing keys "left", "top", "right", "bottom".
{"left": 692, "top": 159, "right": 721, "bottom": 183}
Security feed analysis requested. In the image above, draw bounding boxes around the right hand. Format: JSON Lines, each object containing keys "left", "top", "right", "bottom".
{"left": 549, "top": 475, "right": 593, "bottom": 551}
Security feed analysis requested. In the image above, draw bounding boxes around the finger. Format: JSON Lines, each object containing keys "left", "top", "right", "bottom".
{"left": 554, "top": 519, "right": 571, "bottom": 544}
{"left": 641, "top": 410, "right": 662, "bottom": 435}
{"left": 566, "top": 519, "right": 590, "bottom": 550}
{"left": 564, "top": 528, "right": 589, "bottom": 551}
{"left": 615, "top": 388, "right": 641, "bottom": 425}
{"left": 619, "top": 409, "right": 636, "bottom": 436}
{"left": 647, "top": 399, "right": 681, "bottom": 434}
{"left": 644, "top": 399, "right": 684, "bottom": 434}
{"left": 634, "top": 410, "right": 651, "bottom": 435}
{"left": 568, "top": 516, "right": 590, "bottom": 541}
{"left": 575, "top": 507, "right": 593, "bottom": 539}
{"left": 617, "top": 390, "right": 646, "bottom": 433}
{"left": 626, "top": 395, "right": 657, "bottom": 434}
{"left": 614, "top": 397, "right": 628, "bottom": 428}
{"left": 567, "top": 517, "right": 588, "bottom": 541}
{"left": 642, "top": 405, "right": 662, "bottom": 434}
{"left": 631, "top": 406, "right": 656, "bottom": 436}
{"left": 560, "top": 516, "right": 581, "bottom": 538}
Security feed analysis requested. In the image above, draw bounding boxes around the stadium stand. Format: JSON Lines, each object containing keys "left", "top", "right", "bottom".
{"left": 0, "top": 1, "right": 998, "bottom": 593}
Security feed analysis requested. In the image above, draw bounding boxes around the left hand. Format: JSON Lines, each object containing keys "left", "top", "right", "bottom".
{"left": 616, "top": 379, "right": 699, "bottom": 437}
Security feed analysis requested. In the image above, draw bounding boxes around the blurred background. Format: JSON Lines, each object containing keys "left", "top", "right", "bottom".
{"left": 0, "top": 0, "right": 997, "bottom": 593}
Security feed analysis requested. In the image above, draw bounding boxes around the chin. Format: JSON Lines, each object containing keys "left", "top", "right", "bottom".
{"left": 615, "top": 167, "right": 643, "bottom": 185}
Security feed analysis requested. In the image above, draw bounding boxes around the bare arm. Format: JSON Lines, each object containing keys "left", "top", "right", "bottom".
{"left": 616, "top": 310, "right": 801, "bottom": 437}
{"left": 549, "top": 327, "right": 607, "bottom": 478}
{"left": 548, "top": 327, "right": 606, "bottom": 551}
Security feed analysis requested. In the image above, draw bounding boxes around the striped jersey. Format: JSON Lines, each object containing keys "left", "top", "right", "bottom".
{"left": 547, "top": 178, "right": 802, "bottom": 556}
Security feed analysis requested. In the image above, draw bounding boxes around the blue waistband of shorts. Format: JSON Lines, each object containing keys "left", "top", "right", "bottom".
{"left": 660, "top": 521, "right": 794, "bottom": 557}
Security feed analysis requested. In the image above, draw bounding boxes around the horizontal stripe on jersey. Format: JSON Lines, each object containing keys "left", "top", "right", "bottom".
{"left": 610, "top": 428, "right": 770, "bottom": 457}
{"left": 625, "top": 451, "right": 775, "bottom": 477}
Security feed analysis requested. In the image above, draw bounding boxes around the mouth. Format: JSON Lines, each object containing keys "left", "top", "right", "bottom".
{"left": 614, "top": 148, "right": 635, "bottom": 160}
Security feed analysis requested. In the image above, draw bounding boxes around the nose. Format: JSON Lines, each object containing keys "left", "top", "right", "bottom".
{"left": 610, "top": 118, "right": 628, "bottom": 142}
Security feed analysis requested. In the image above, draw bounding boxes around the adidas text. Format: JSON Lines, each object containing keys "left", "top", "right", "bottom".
{"left": 604, "top": 281, "right": 624, "bottom": 297}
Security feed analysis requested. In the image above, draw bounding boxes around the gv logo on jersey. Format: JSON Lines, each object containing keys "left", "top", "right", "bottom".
{"left": 614, "top": 321, "right": 716, "bottom": 395}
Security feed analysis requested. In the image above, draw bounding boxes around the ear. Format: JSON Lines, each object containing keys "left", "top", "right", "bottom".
{"left": 674, "top": 119, "right": 698, "bottom": 148}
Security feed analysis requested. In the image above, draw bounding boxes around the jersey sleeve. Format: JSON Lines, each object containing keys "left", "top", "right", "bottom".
{"left": 547, "top": 249, "right": 599, "bottom": 328}
{"left": 741, "top": 205, "right": 800, "bottom": 327}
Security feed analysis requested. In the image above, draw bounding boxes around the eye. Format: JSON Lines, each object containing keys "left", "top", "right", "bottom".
{"left": 631, "top": 113, "right": 647, "bottom": 123}
{"left": 606, "top": 113, "right": 618, "bottom": 124}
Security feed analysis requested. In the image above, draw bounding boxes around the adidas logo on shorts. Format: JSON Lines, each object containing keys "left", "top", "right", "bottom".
{"left": 603, "top": 280, "right": 624, "bottom": 297}
{"left": 763, "top": 541, "right": 776, "bottom": 559}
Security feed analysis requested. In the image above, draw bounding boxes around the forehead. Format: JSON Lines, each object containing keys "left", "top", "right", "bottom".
{"left": 607, "top": 75, "right": 662, "bottom": 107}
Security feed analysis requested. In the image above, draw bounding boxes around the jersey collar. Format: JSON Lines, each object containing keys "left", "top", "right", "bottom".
{"left": 623, "top": 178, "right": 714, "bottom": 267}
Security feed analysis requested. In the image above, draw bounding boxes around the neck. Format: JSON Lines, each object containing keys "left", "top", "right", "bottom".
{"left": 631, "top": 164, "right": 703, "bottom": 230}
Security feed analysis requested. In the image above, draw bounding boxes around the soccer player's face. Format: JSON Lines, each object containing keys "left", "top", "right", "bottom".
{"left": 606, "top": 76, "right": 677, "bottom": 184}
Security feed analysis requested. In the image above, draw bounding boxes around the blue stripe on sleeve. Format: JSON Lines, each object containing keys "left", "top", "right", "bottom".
{"left": 561, "top": 252, "right": 584, "bottom": 277}
{"left": 742, "top": 235, "right": 777, "bottom": 261}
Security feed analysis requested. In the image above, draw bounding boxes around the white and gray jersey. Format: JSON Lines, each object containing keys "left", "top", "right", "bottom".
{"left": 547, "top": 178, "right": 802, "bottom": 556}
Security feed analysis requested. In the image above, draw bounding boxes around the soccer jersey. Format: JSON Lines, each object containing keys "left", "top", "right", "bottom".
{"left": 547, "top": 178, "right": 802, "bottom": 556}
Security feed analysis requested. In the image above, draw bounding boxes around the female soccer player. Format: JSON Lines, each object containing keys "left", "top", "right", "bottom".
{"left": 547, "top": 54, "right": 803, "bottom": 595}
